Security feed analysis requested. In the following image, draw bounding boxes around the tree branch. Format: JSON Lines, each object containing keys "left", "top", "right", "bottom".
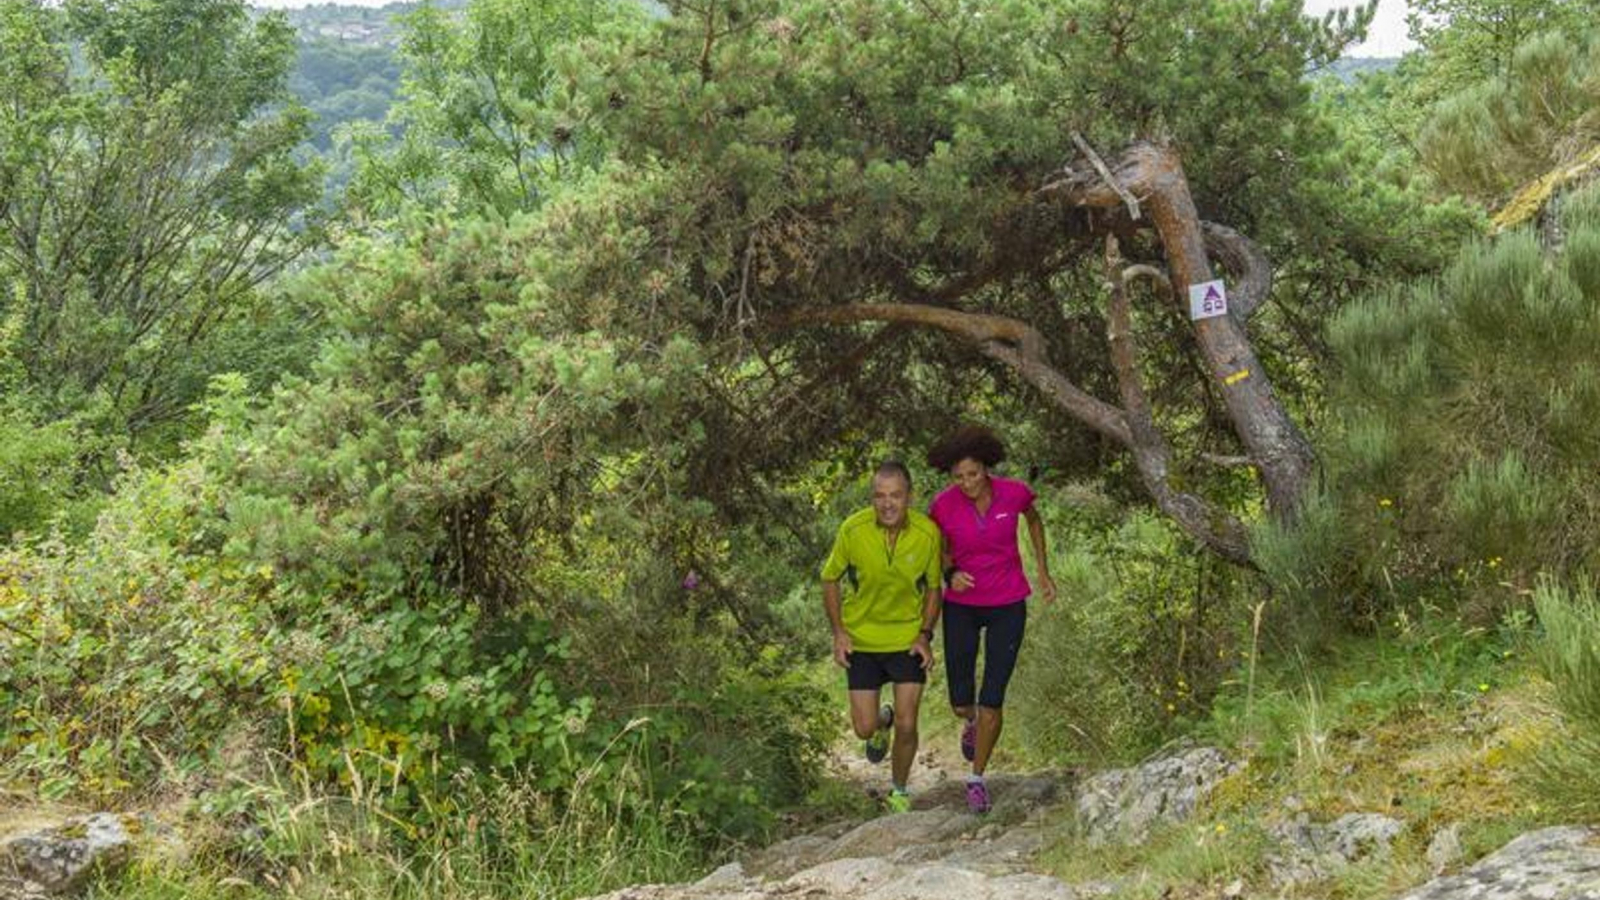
{"left": 773, "top": 302, "right": 1132, "bottom": 447}
{"left": 1201, "top": 221, "right": 1272, "bottom": 321}
{"left": 1122, "top": 263, "right": 1171, "bottom": 295}
{"left": 1040, "top": 140, "right": 1314, "bottom": 520}
{"left": 1103, "top": 235, "right": 1253, "bottom": 566}
{"left": 1071, "top": 131, "right": 1142, "bottom": 221}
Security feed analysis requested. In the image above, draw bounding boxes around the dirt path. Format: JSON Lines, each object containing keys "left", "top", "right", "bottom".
{"left": 586, "top": 731, "right": 1092, "bottom": 900}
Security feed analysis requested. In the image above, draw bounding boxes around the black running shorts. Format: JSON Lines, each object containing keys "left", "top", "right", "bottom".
{"left": 846, "top": 649, "right": 927, "bottom": 691}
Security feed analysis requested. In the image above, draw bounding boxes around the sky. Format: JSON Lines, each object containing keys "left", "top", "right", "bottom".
{"left": 253, "top": 0, "right": 1418, "bottom": 59}
{"left": 1303, "top": 0, "right": 1416, "bottom": 57}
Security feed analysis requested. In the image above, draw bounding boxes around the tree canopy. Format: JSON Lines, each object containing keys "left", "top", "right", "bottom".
{"left": 381, "top": 0, "right": 1445, "bottom": 564}
{"left": 0, "top": 0, "right": 323, "bottom": 528}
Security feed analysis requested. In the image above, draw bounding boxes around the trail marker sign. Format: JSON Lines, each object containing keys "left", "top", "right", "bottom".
{"left": 1188, "top": 280, "right": 1228, "bottom": 320}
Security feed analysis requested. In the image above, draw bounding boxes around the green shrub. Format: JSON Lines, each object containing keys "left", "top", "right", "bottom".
{"left": 1008, "top": 491, "right": 1256, "bottom": 767}
{"left": 1524, "top": 578, "right": 1600, "bottom": 821}
{"left": 0, "top": 296, "right": 105, "bottom": 539}
{"left": 0, "top": 456, "right": 277, "bottom": 799}
{"left": 2, "top": 258, "right": 831, "bottom": 843}
{"left": 0, "top": 399, "right": 88, "bottom": 539}
{"left": 1274, "top": 181, "right": 1600, "bottom": 628}
{"left": 1420, "top": 28, "right": 1600, "bottom": 206}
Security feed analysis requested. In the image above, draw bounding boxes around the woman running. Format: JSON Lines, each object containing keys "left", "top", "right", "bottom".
{"left": 926, "top": 425, "right": 1055, "bottom": 813}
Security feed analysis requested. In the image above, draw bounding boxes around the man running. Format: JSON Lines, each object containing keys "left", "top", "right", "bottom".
{"left": 821, "top": 460, "right": 942, "bottom": 813}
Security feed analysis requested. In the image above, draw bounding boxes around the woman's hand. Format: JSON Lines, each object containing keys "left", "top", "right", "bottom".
{"left": 1036, "top": 573, "right": 1058, "bottom": 605}
{"left": 949, "top": 570, "right": 975, "bottom": 592}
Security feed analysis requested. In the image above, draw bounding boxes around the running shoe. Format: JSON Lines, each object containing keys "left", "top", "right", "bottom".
{"left": 960, "top": 716, "right": 977, "bottom": 762}
{"left": 965, "top": 778, "right": 991, "bottom": 814}
{"left": 864, "top": 704, "right": 893, "bottom": 763}
{"left": 885, "top": 788, "right": 912, "bottom": 814}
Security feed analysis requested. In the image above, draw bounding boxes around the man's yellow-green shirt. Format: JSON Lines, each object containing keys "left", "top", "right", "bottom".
{"left": 820, "top": 508, "right": 942, "bottom": 653}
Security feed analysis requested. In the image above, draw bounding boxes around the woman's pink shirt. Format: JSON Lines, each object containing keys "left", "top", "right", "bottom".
{"left": 928, "top": 476, "right": 1035, "bottom": 608}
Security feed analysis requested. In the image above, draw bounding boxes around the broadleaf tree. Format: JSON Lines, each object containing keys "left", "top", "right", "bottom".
{"left": 0, "top": 0, "right": 322, "bottom": 514}
{"left": 343, "top": 0, "right": 641, "bottom": 219}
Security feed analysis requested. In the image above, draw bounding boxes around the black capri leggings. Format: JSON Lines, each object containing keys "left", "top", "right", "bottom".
{"left": 943, "top": 599, "right": 1028, "bottom": 709}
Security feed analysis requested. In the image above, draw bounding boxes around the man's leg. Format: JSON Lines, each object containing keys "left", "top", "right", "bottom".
{"left": 890, "top": 680, "right": 924, "bottom": 789}
{"left": 848, "top": 689, "right": 885, "bottom": 739}
{"left": 847, "top": 653, "right": 894, "bottom": 763}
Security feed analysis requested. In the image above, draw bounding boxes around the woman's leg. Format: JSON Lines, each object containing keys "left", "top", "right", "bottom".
{"left": 972, "top": 601, "right": 1028, "bottom": 776}
{"left": 942, "top": 602, "right": 980, "bottom": 722}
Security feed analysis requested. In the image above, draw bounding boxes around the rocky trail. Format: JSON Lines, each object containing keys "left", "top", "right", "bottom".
{"left": 594, "top": 768, "right": 1089, "bottom": 900}
{"left": 583, "top": 743, "right": 1600, "bottom": 900}
{"left": 6, "top": 745, "right": 1600, "bottom": 898}
{"left": 584, "top": 741, "right": 1236, "bottom": 900}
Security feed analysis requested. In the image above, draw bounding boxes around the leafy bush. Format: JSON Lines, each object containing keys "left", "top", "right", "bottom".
{"left": 0, "top": 297, "right": 102, "bottom": 538}
{"left": 0, "top": 397, "right": 87, "bottom": 539}
{"left": 1258, "top": 181, "right": 1600, "bottom": 627}
{"left": 1008, "top": 488, "right": 1256, "bottom": 767}
{"left": 1421, "top": 28, "right": 1600, "bottom": 206}
{"left": 1, "top": 201, "right": 834, "bottom": 851}
{"left": 0, "top": 456, "right": 278, "bottom": 798}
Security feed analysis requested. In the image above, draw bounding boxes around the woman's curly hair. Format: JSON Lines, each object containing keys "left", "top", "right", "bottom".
{"left": 926, "top": 425, "right": 1006, "bottom": 473}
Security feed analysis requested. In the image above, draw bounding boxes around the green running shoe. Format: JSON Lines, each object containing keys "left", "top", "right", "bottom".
{"left": 885, "top": 788, "right": 912, "bottom": 814}
{"left": 864, "top": 704, "right": 893, "bottom": 763}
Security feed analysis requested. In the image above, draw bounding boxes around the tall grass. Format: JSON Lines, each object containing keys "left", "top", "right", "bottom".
{"left": 1524, "top": 579, "right": 1600, "bottom": 821}
{"left": 107, "top": 720, "right": 705, "bottom": 900}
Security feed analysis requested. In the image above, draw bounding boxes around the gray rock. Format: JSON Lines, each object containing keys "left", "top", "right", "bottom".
{"left": 1394, "top": 826, "right": 1600, "bottom": 900}
{"left": 0, "top": 813, "right": 135, "bottom": 894}
{"left": 0, "top": 875, "right": 48, "bottom": 900}
{"left": 693, "top": 862, "right": 749, "bottom": 890}
{"left": 783, "top": 857, "right": 899, "bottom": 893}
{"left": 1427, "top": 823, "right": 1464, "bottom": 875}
{"left": 858, "top": 863, "right": 1079, "bottom": 900}
{"left": 581, "top": 771, "right": 1083, "bottom": 900}
{"left": 936, "top": 825, "right": 1049, "bottom": 873}
{"left": 584, "top": 856, "right": 1091, "bottom": 900}
{"left": 1269, "top": 812, "right": 1403, "bottom": 886}
{"left": 740, "top": 833, "right": 831, "bottom": 878}
{"left": 983, "top": 873, "right": 1084, "bottom": 900}
{"left": 1328, "top": 813, "right": 1404, "bottom": 860}
{"left": 859, "top": 863, "right": 992, "bottom": 899}
{"left": 1074, "top": 746, "right": 1237, "bottom": 846}
{"left": 746, "top": 809, "right": 973, "bottom": 879}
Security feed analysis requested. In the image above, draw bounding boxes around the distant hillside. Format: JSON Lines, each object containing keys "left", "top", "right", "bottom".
{"left": 1325, "top": 55, "right": 1401, "bottom": 82}
{"left": 277, "top": 0, "right": 456, "bottom": 46}
{"left": 262, "top": 2, "right": 431, "bottom": 155}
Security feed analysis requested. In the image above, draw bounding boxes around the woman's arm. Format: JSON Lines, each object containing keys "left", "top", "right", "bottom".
{"left": 1022, "top": 504, "right": 1057, "bottom": 603}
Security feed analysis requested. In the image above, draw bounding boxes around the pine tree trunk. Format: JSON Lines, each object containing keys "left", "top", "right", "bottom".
{"left": 1048, "top": 142, "right": 1317, "bottom": 519}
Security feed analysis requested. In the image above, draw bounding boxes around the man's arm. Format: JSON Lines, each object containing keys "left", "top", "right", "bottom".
{"left": 911, "top": 530, "right": 944, "bottom": 669}
{"left": 1022, "top": 504, "right": 1058, "bottom": 604}
{"left": 823, "top": 579, "right": 852, "bottom": 668}
{"left": 910, "top": 584, "right": 941, "bottom": 670}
